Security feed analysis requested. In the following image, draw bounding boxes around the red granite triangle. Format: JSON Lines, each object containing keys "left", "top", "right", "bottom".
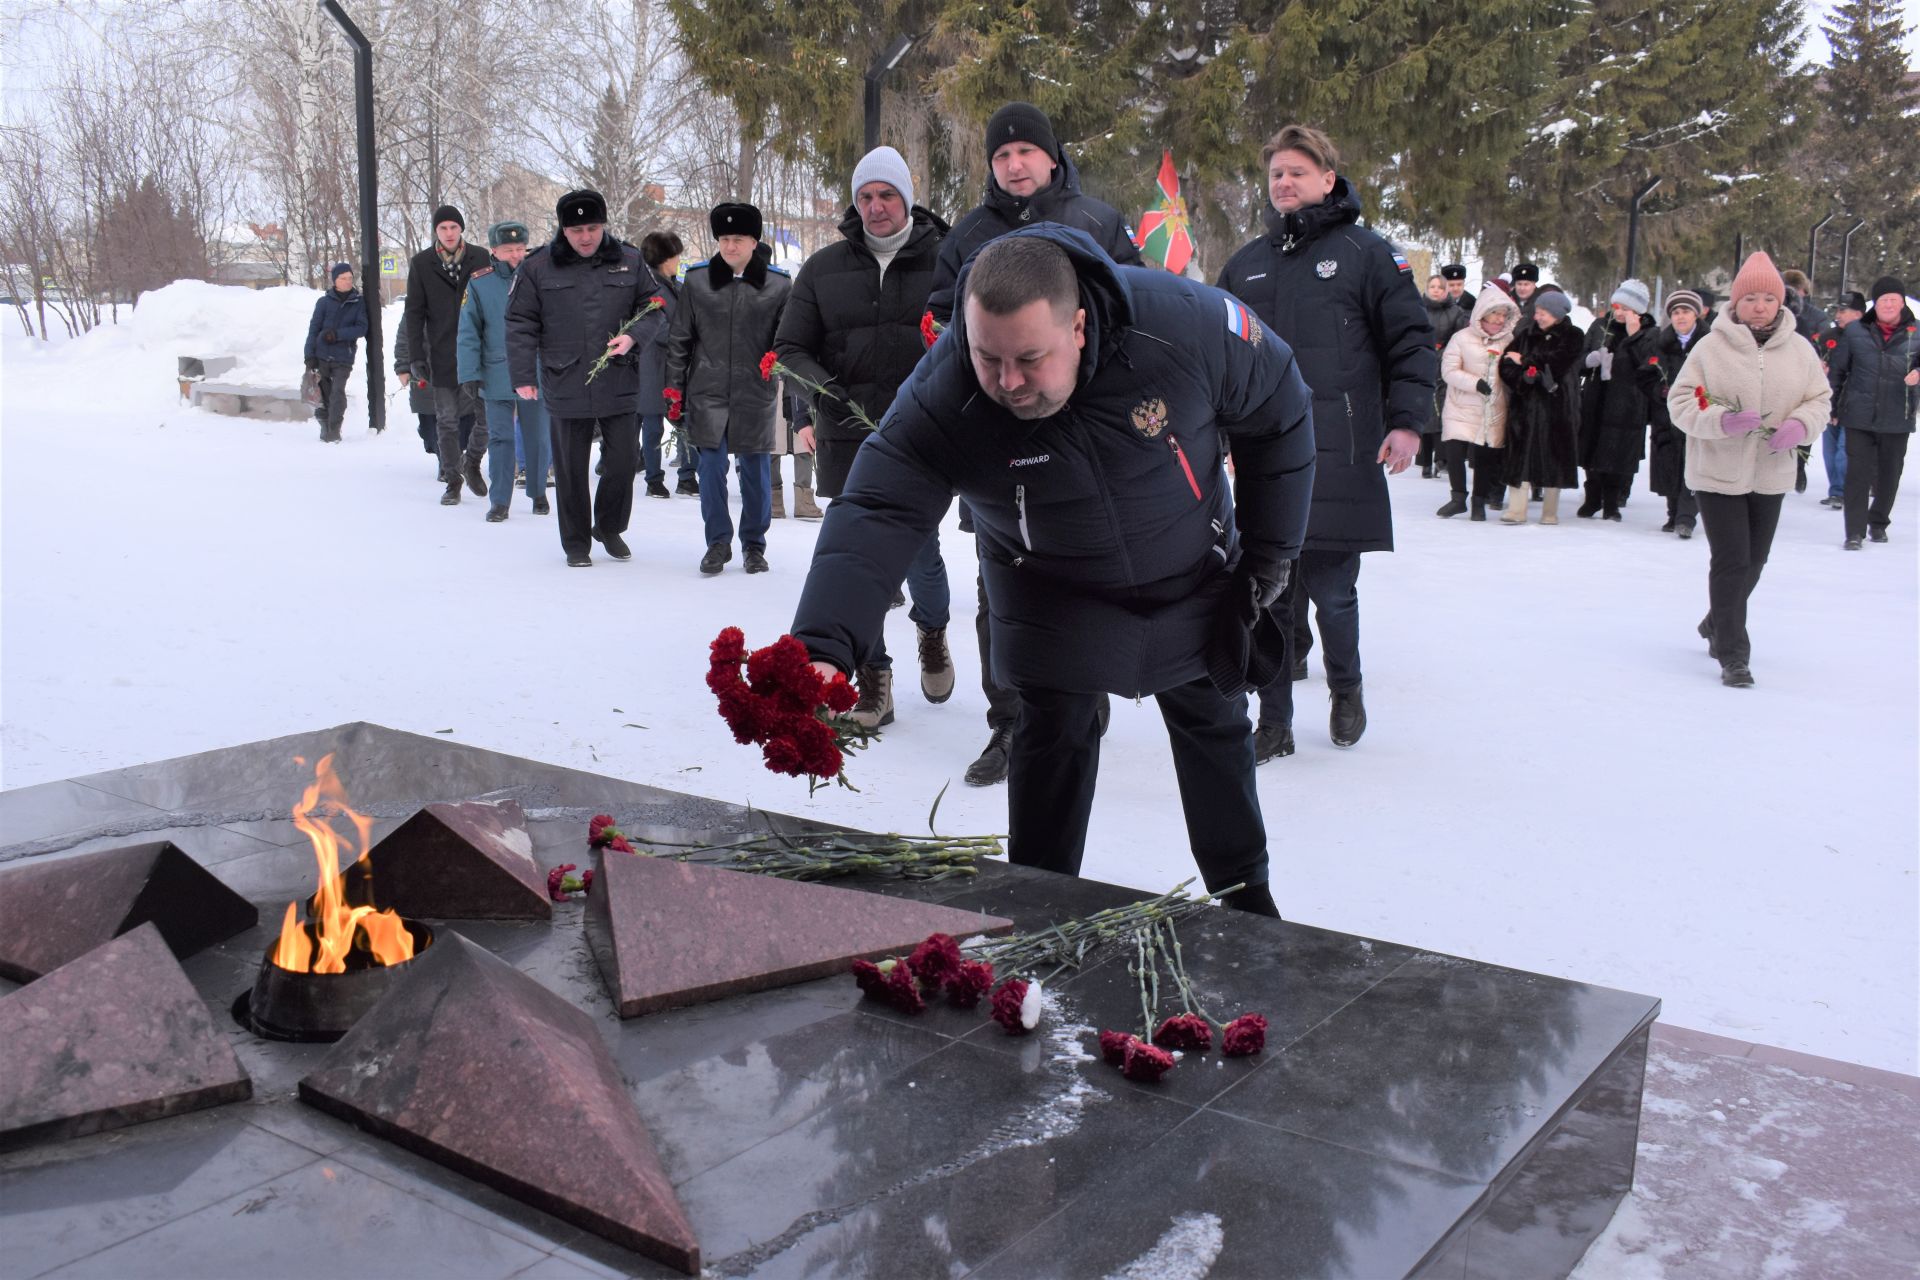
{"left": 298, "top": 931, "right": 699, "bottom": 1274}
{"left": 0, "top": 841, "right": 257, "bottom": 982}
{"left": 584, "top": 848, "right": 1014, "bottom": 1017}
{"left": 0, "top": 923, "right": 251, "bottom": 1151}
{"left": 349, "top": 800, "right": 551, "bottom": 920}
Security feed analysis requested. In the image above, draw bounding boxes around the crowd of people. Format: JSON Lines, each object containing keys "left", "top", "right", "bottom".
{"left": 296, "top": 104, "right": 1917, "bottom": 906}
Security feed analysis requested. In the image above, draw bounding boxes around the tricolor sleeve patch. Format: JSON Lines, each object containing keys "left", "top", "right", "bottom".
{"left": 1223, "top": 296, "right": 1260, "bottom": 343}
{"left": 1391, "top": 252, "right": 1411, "bottom": 273}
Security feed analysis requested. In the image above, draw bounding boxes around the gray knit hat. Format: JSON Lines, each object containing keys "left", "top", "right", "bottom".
{"left": 1664, "top": 289, "right": 1704, "bottom": 317}
{"left": 1610, "top": 278, "right": 1651, "bottom": 314}
{"left": 1535, "top": 291, "right": 1573, "bottom": 322}
{"left": 850, "top": 145, "right": 913, "bottom": 209}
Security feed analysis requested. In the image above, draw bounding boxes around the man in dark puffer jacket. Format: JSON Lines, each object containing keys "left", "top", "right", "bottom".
{"left": 790, "top": 226, "right": 1315, "bottom": 916}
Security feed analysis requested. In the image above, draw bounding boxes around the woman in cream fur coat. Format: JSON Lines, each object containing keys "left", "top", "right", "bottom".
{"left": 1667, "top": 252, "right": 1830, "bottom": 688}
{"left": 1437, "top": 289, "right": 1518, "bottom": 520}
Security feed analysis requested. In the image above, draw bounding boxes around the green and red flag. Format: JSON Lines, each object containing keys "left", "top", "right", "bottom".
{"left": 1134, "top": 151, "right": 1193, "bottom": 276}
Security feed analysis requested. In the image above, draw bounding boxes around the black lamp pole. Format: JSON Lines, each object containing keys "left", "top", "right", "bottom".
{"left": 1625, "top": 176, "right": 1661, "bottom": 279}
{"left": 321, "top": 1, "right": 384, "bottom": 433}
{"left": 863, "top": 34, "right": 917, "bottom": 152}
{"left": 1838, "top": 219, "right": 1867, "bottom": 297}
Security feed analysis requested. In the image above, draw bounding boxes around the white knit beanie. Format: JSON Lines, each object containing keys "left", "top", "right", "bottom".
{"left": 851, "top": 146, "right": 913, "bottom": 209}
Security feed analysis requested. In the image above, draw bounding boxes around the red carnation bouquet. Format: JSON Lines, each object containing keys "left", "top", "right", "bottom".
{"left": 919, "top": 311, "right": 944, "bottom": 349}
{"left": 708, "top": 626, "right": 873, "bottom": 794}
{"left": 759, "top": 351, "right": 879, "bottom": 432}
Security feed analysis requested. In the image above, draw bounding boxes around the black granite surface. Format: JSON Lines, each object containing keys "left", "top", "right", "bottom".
{"left": 0, "top": 723, "right": 1660, "bottom": 1279}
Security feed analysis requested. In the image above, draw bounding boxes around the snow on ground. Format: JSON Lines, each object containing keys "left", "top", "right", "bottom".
{"left": 3, "top": 284, "right": 1916, "bottom": 1075}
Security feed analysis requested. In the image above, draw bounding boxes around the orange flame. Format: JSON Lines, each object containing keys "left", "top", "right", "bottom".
{"left": 270, "top": 753, "right": 416, "bottom": 972}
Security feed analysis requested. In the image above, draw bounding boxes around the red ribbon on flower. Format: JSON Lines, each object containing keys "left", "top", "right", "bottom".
{"left": 758, "top": 350, "right": 779, "bottom": 381}
{"left": 919, "top": 311, "right": 942, "bottom": 350}
{"left": 662, "top": 387, "right": 683, "bottom": 421}
{"left": 708, "top": 626, "right": 865, "bottom": 792}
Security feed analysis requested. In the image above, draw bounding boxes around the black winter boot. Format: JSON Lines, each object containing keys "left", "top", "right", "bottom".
{"left": 743, "top": 546, "right": 769, "bottom": 573}
{"left": 700, "top": 541, "right": 731, "bottom": 575}
{"left": 463, "top": 457, "right": 488, "bottom": 498}
{"left": 964, "top": 726, "right": 1013, "bottom": 786}
{"left": 1436, "top": 493, "right": 1468, "bottom": 518}
{"left": 1254, "top": 722, "right": 1295, "bottom": 763}
{"left": 1329, "top": 685, "right": 1367, "bottom": 747}
{"left": 1721, "top": 662, "right": 1755, "bottom": 688}
{"left": 1219, "top": 882, "right": 1281, "bottom": 917}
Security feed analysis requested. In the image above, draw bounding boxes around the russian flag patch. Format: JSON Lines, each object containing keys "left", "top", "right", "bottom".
{"left": 1223, "top": 296, "right": 1261, "bottom": 344}
{"left": 1391, "top": 252, "right": 1411, "bottom": 273}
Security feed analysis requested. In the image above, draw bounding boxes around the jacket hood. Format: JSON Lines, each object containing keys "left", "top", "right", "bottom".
{"left": 984, "top": 150, "right": 1084, "bottom": 221}
{"left": 1466, "top": 288, "right": 1518, "bottom": 343}
{"left": 329, "top": 285, "right": 362, "bottom": 302}
{"left": 550, "top": 229, "right": 627, "bottom": 268}
{"left": 1260, "top": 175, "right": 1363, "bottom": 252}
{"left": 836, "top": 204, "right": 951, "bottom": 254}
{"left": 706, "top": 240, "right": 775, "bottom": 289}
{"left": 951, "top": 222, "right": 1132, "bottom": 405}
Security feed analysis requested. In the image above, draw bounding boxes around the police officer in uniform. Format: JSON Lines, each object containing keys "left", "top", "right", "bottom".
{"left": 790, "top": 226, "right": 1316, "bottom": 916}
{"left": 1440, "top": 263, "right": 1474, "bottom": 311}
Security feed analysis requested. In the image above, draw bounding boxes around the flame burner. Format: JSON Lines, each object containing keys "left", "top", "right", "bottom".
{"left": 243, "top": 919, "right": 434, "bottom": 1042}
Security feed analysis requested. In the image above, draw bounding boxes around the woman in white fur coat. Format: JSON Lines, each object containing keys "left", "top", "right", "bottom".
{"left": 1667, "top": 252, "right": 1830, "bottom": 688}
{"left": 1437, "top": 290, "right": 1519, "bottom": 520}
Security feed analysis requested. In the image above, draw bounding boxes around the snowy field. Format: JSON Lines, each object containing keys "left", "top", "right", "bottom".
{"left": 3, "top": 283, "right": 1915, "bottom": 1076}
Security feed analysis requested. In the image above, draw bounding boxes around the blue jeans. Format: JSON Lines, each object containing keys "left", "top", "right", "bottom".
{"left": 696, "top": 444, "right": 770, "bottom": 550}
{"left": 872, "top": 530, "right": 951, "bottom": 671}
{"left": 485, "top": 397, "right": 549, "bottom": 508}
{"left": 1822, "top": 424, "right": 1847, "bottom": 499}
{"left": 641, "top": 414, "right": 697, "bottom": 485}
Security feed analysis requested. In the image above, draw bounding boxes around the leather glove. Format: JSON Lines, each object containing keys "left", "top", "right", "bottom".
{"left": 322, "top": 329, "right": 338, "bottom": 343}
{"left": 1246, "top": 557, "right": 1291, "bottom": 618}
{"left": 304, "top": 355, "right": 319, "bottom": 371}
{"left": 1475, "top": 378, "right": 1492, "bottom": 396}
{"left": 1721, "top": 410, "right": 1764, "bottom": 437}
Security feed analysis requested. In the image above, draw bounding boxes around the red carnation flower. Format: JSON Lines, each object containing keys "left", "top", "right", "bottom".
{"left": 1121, "top": 1037, "right": 1177, "bottom": 1082}
{"left": 884, "top": 958, "right": 926, "bottom": 1014}
{"left": 1825, "top": 338, "right": 1838, "bottom": 349}
{"left": 1098, "top": 1029, "right": 1134, "bottom": 1066}
{"left": 547, "top": 863, "right": 577, "bottom": 901}
{"left": 919, "top": 311, "right": 940, "bottom": 349}
{"left": 759, "top": 351, "right": 779, "bottom": 381}
{"left": 1647, "top": 356, "right": 1660, "bottom": 366}
{"left": 947, "top": 959, "right": 995, "bottom": 1008}
{"left": 662, "top": 387, "right": 683, "bottom": 421}
{"left": 990, "top": 978, "right": 1031, "bottom": 1034}
{"left": 608, "top": 836, "right": 635, "bottom": 855}
{"left": 1694, "top": 384, "right": 1710, "bottom": 411}
{"left": 710, "top": 626, "right": 747, "bottom": 665}
{"left": 1525, "top": 365, "right": 1538, "bottom": 377}
{"left": 907, "top": 933, "right": 963, "bottom": 987}
{"left": 648, "top": 295, "right": 665, "bottom": 308}
{"left": 1153, "top": 1013, "right": 1213, "bottom": 1053}
{"left": 588, "top": 814, "right": 618, "bottom": 847}
{"left": 580, "top": 869, "right": 594, "bottom": 895}
{"left": 1222, "top": 1013, "right": 1269, "bottom": 1057}
{"left": 852, "top": 958, "right": 888, "bottom": 999}
{"left": 821, "top": 673, "right": 859, "bottom": 714}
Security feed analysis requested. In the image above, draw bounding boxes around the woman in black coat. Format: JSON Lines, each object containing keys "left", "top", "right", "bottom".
{"left": 1638, "top": 290, "right": 1711, "bottom": 538}
{"left": 1578, "top": 279, "right": 1660, "bottom": 520}
{"left": 1496, "top": 290, "right": 1583, "bottom": 524}
{"left": 1418, "top": 276, "right": 1469, "bottom": 477}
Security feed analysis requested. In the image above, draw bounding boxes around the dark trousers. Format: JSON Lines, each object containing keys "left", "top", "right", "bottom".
{"left": 1416, "top": 431, "right": 1440, "bottom": 470}
{"left": 976, "top": 569, "right": 1021, "bottom": 731}
{"left": 1008, "top": 678, "right": 1269, "bottom": 894}
{"left": 1442, "top": 439, "right": 1503, "bottom": 502}
{"left": 551, "top": 414, "right": 638, "bottom": 557}
{"left": 1696, "top": 491, "right": 1783, "bottom": 666}
{"left": 1843, "top": 429, "right": 1909, "bottom": 541}
{"left": 432, "top": 382, "right": 485, "bottom": 478}
{"left": 1257, "top": 549, "right": 1362, "bottom": 728}
{"left": 1666, "top": 486, "right": 1699, "bottom": 526}
{"left": 640, "top": 414, "right": 697, "bottom": 485}
{"left": 1584, "top": 470, "right": 1634, "bottom": 514}
{"left": 314, "top": 360, "right": 352, "bottom": 437}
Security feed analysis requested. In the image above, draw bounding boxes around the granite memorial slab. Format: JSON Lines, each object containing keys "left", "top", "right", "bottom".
{"left": 0, "top": 725, "right": 1661, "bottom": 1279}
{"left": 297, "top": 930, "right": 701, "bottom": 1275}
{"left": 333, "top": 798, "right": 551, "bottom": 920}
{"left": 0, "top": 924, "right": 251, "bottom": 1151}
{"left": 584, "top": 843, "right": 1015, "bottom": 1017}
{"left": 0, "top": 840, "right": 258, "bottom": 983}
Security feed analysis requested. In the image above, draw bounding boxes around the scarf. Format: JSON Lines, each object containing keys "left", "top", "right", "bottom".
{"left": 436, "top": 241, "right": 466, "bottom": 286}
{"left": 1744, "top": 312, "right": 1787, "bottom": 345}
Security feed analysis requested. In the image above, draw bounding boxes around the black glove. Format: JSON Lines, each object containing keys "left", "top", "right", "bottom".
{"left": 1245, "top": 557, "right": 1291, "bottom": 617}
{"left": 322, "top": 329, "right": 338, "bottom": 343}
{"left": 1475, "top": 377, "right": 1492, "bottom": 396}
{"left": 410, "top": 363, "right": 430, "bottom": 385}
{"left": 305, "top": 355, "right": 319, "bottom": 371}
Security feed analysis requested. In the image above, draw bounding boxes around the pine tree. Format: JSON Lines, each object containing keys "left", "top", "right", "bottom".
{"left": 97, "top": 176, "right": 210, "bottom": 301}
{"left": 1815, "top": 0, "right": 1920, "bottom": 285}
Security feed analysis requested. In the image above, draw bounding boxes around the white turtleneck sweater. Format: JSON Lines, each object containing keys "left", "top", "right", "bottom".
{"left": 865, "top": 222, "right": 912, "bottom": 283}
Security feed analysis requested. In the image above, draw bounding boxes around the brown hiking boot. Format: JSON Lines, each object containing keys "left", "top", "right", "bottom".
{"left": 793, "top": 485, "right": 823, "bottom": 520}
{"left": 916, "top": 626, "right": 954, "bottom": 703}
{"left": 847, "top": 665, "right": 894, "bottom": 729}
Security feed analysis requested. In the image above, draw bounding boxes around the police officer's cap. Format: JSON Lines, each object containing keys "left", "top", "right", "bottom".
{"left": 488, "top": 221, "right": 529, "bottom": 247}
{"left": 1512, "top": 261, "right": 1540, "bottom": 283}
{"left": 1440, "top": 263, "right": 1467, "bottom": 281}
{"left": 557, "top": 190, "right": 608, "bottom": 228}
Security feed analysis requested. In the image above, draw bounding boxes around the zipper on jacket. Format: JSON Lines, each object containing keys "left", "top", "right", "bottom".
{"left": 1169, "top": 437, "right": 1202, "bottom": 500}
{"left": 1015, "top": 484, "right": 1032, "bottom": 551}
{"left": 1343, "top": 392, "right": 1357, "bottom": 464}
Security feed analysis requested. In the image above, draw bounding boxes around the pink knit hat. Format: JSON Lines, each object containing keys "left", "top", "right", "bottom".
{"left": 1730, "top": 251, "right": 1785, "bottom": 302}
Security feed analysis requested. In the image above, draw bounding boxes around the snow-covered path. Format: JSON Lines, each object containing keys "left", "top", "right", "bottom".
{"left": 3, "top": 288, "right": 1915, "bottom": 1073}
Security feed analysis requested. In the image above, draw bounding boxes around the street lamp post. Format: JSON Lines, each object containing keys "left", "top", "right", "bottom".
{"left": 863, "top": 34, "right": 917, "bottom": 153}
{"left": 1839, "top": 219, "right": 1867, "bottom": 298}
{"left": 1625, "top": 176, "right": 1661, "bottom": 280}
{"left": 321, "top": 1, "right": 384, "bottom": 434}
{"left": 1807, "top": 212, "right": 1837, "bottom": 292}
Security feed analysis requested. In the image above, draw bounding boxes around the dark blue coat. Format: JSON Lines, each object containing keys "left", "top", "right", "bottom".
{"left": 504, "top": 231, "right": 660, "bottom": 419}
{"left": 635, "top": 272, "right": 680, "bottom": 418}
{"left": 305, "top": 287, "right": 367, "bottom": 365}
{"left": 791, "top": 225, "right": 1316, "bottom": 697}
{"left": 1828, "top": 308, "right": 1919, "bottom": 434}
{"left": 1216, "top": 178, "right": 1436, "bottom": 553}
